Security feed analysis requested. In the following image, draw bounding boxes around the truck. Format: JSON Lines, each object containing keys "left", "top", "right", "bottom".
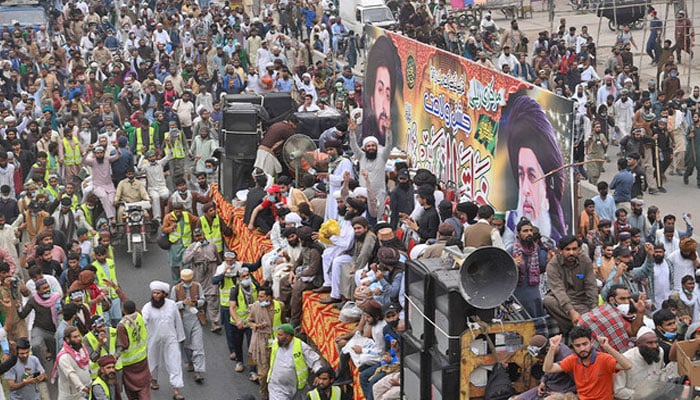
{"left": 339, "top": 0, "right": 396, "bottom": 35}
{"left": 0, "top": 0, "right": 51, "bottom": 32}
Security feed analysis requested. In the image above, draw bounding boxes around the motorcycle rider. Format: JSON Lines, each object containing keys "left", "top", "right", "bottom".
{"left": 113, "top": 167, "right": 151, "bottom": 220}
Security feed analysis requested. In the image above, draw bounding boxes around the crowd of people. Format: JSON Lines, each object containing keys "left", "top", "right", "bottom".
{"left": 0, "top": 0, "right": 698, "bottom": 399}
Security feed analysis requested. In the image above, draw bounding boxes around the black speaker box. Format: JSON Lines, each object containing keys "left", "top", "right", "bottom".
{"left": 401, "top": 333, "right": 430, "bottom": 400}
{"left": 223, "top": 108, "right": 259, "bottom": 132}
{"left": 223, "top": 94, "right": 263, "bottom": 107}
{"left": 405, "top": 259, "right": 439, "bottom": 351}
{"left": 432, "top": 268, "right": 494, "bottom": 364}
{"left": 220, "top": 157, "right": 255, "bottom": 200}
{"left": 294, "top": 112, "right": 346, "bottom": 141}
{"left": 427, "top": 349, "right": 460, "bottom": 400}
{"left": 262, "top": 92, "right": 296, "bottom": 120}
{"left": 221, "top": 131, "right": 258, "bottom": 160}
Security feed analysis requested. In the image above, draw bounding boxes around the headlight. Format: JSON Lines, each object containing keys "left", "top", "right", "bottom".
{"left": 129, "top": 212, "right": 143, "bottom": 223}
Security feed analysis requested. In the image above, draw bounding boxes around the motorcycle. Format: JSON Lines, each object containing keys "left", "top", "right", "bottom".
{"left": 120, "top": 203, "right": 148, "bottom": 268}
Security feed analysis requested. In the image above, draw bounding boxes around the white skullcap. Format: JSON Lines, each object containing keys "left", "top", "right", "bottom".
{"left": 636, "top": 326, "right": 655, "bottom": 339}
{"left": 362, "top": 136, "right": 379, "bottom": 148}
{"left": 150, "top": 280, "right": 170, "bottom": 293}
{"left": 352, "top": 187, "right": 368, "bottom": 198}
{"left": 333, "top": 190, "right": 342, "bottom": 199}
{"left": 94, "top": 146, "right": 105, "bottom": 152}
{"left": 302, "top": 73, "right": 311, "bottom": 79}
{"left": 285, "top": 212, "right": 302, "bottom": 227}
{"left": 224, "top": 251, "right": 237, "bottom": 259}
{"left": 4, "top": 116, "right": 16, "bottom": 123}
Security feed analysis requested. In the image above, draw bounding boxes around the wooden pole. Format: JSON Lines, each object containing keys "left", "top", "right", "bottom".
{"left": 534, "top": 159, "right": 607, "bottom": 183}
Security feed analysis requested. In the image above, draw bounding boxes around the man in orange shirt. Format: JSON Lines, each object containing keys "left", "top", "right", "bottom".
{"left": 544, "top": 326, "right": 632, "bottom": 400}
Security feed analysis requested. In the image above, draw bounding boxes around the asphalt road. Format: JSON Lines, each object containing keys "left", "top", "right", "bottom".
{"left": 107, "top": 243, "right": 261, "bottom": 400}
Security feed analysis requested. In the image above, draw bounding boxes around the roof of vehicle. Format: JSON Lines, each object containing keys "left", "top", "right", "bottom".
{"left": 0, "top": 0, "right": 42, "bottom": 6}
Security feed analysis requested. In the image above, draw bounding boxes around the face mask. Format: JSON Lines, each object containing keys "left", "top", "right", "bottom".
{"left": 684, "top": 288, "right": 694, "bottom": 295}
{"left": 179, "top": 190, "right": 187, "bottom": 195}
{"left": 259, "top": 300, "right": 270, "bottom": 307}
{"left": 616, "top": 303, "right": 630, "bottom": 314}
{"left": 40, "top": 292, "right": 51, "bottom": 299}
{"left": 268, "top": 195, "right": 276, "bottom": 202}
{"left": 87, "top": 205, "right": 94, "bottom": 210}
{"left": 240, "top": 278, "right": 251, "bottom": 287}
{"left": 0, "top": 194, "right": 8, "bottom": 200}
{"left": 661, "top": 329, "right": 677, "bottom": 341}
{"left": 183, "top": 283, "right": 191, "bottom": 289}
{"left": 204, "top": 168, "right": 213, "bottom": 174}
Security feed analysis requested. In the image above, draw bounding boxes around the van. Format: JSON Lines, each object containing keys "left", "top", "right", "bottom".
{"left": 339, "top": 0, "right": 395, "bottom": 35}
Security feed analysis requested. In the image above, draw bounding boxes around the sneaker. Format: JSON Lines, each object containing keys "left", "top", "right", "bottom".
{"left": 658, "top": 187, "right": 667, "bottom": 193}
{"left": 235, "top": 362, "right": 245, "bottom": 373}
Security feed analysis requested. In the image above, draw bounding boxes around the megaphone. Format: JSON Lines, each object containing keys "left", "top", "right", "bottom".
{"left": 456, "top": 246, "right": 518, "bottom": 309}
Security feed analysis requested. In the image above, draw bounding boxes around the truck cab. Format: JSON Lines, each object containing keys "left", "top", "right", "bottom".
{"left": 0, "top": 0, "right": 50, "bottom": 33}
{"left": 339, "top": 0, "right": 396, "bottom": 35}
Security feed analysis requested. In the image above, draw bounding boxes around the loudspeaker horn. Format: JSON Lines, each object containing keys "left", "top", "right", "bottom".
{"left": 457, "top": 246, "right": 518, "bottom": 309}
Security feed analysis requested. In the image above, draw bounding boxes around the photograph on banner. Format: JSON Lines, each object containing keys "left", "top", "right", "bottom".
{"left": 363, "top": 26, "right": 575, "bottom": 241}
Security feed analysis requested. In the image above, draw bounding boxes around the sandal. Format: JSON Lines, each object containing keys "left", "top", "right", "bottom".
{"left": 150, "top": 381, "right": 159, "bottom": 390}
{"left": 249, "top": 372, "right": 259, "bottom": 382}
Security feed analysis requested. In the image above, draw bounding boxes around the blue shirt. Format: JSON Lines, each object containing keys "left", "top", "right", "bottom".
{"left": 610, "top": 169, "right": 634, "bottom": 203}
{"left": 274, "top": 78, "right": 294, "bottom": 93}
{"left": 592, "top": 194, "right": 616, "bottom": 221}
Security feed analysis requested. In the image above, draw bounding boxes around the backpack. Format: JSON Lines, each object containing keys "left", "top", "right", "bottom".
{"left": 484, "top": 363, "right": 515, "bottom": 400}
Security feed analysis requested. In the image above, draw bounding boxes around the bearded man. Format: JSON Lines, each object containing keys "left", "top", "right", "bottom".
{"left": 54, "top": 326, "right": 92, "bottom": 400}
{"left": 613, "top": 326, "right": 665, "bottom": 399}
{"left": 83, "top": 145, "right": 121, "bottom": 223}
{"left": 91, "top": 355, "right": 121, "bottom": 400}
{"left": 142, "top": 281, "right": 186, "bottom": 400}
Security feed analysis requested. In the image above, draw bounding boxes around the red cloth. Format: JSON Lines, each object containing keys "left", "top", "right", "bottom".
{"left": 578, "top": 304, "right": 634, "bottom": 353}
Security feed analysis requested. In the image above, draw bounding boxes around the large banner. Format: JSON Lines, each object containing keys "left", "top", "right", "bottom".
{"left": 362, "top": 27, "right": 575, "bottom": 241}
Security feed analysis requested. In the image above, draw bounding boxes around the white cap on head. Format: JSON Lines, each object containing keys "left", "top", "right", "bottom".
{"left": 352, "top": 187, "right": 368, "bottom": 198}
{"left": 636, "top": 326, "right": 655, "bottom": 339}
{"left": 362, "top": 136, "right": 379, "bottom": 148}
{"left": 285, "top": 212, "right": 302, "bottom": 227}
{"left": 150, "top": 280, "right": 170, "bottom": 294}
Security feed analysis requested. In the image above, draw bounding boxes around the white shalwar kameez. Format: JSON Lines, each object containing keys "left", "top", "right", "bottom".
{"left": 142, "top": 298, "right": 186, "bottom": 389}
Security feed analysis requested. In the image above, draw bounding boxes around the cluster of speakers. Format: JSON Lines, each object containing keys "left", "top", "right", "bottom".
{"left": 402, "top": 248, "right": 518, "bottom": 400}
{"left": 219, "top": 93, "right": 297, "bottom": 199}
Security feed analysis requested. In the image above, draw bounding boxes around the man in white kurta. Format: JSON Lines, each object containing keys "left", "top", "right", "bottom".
{"left": 319, "top": 216, "right": 354, "bottom": 298}
{"left": 323, "top": 140, "right": 355, "bottom": 221}
{"left": 55, "top": 327, "right": 92, "bottom": 400}
{"left": 613, "top": 326, "right": 666, "bottom": 399}
{"left": 142, "top": 281, "right": 186, "bottom": 399}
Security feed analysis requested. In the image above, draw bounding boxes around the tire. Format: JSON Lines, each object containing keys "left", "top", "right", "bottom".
{"left": 608, "top": 19, "right": 618, "bottom": 31}
{"left": 132, "top": 243, "right": 143, "bottom": 268}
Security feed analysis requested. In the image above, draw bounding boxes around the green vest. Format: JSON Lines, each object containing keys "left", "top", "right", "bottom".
{"left": 89, "top": 375, "right": 109, "bottom": 400}
{"left": 62, "top": 136, "right": 82, "bottom": 166}
{"left": 270, "top": 300, "right": 283, "bottom": 339}
{"left": 46, "top": 185, "right": 59, "bottom": 202}
{"left": 167, "top": 130, "right": 185, "bottom": 159}
{"left": 219, "top": 274, "right": 236, "bottom": 307}
{"left": 231, "top": 285, "right": 258, "bottom": 323}
{"left": 80, "top": 204, "right": 93, "bottom": 228}
{"left": 268, "top": 337, "right": 308, "bottom": 390}
{"left": 308, "top": 386, "right": 342, "bottom": 400}
{"left": 168, "top": 212, "right": 192, "bottom": 247}
{"left": 85, "top": 328, "right": 122, "bottom": 378}
{"left": 200, "top": 215, "right": 223, "bottom": 252}
{"left": 92, "top": 259, "right": 118, "bottom": 299}
{"left": 118, "top": 313, "right": 148, "bottom": 367}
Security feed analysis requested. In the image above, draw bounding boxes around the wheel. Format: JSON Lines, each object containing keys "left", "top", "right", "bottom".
{"left": 608, "top": 19, "right": 617, "bottom": 31}
{"left": 132, "top": 243, "right": 143, "bottom": 268}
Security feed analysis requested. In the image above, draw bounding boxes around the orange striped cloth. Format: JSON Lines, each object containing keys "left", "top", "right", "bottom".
{"left": 213, "top": 186, "right": 364, "bottom": 399}
{"left": 303, "top": 292, "right": 364, "bottom": 400}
